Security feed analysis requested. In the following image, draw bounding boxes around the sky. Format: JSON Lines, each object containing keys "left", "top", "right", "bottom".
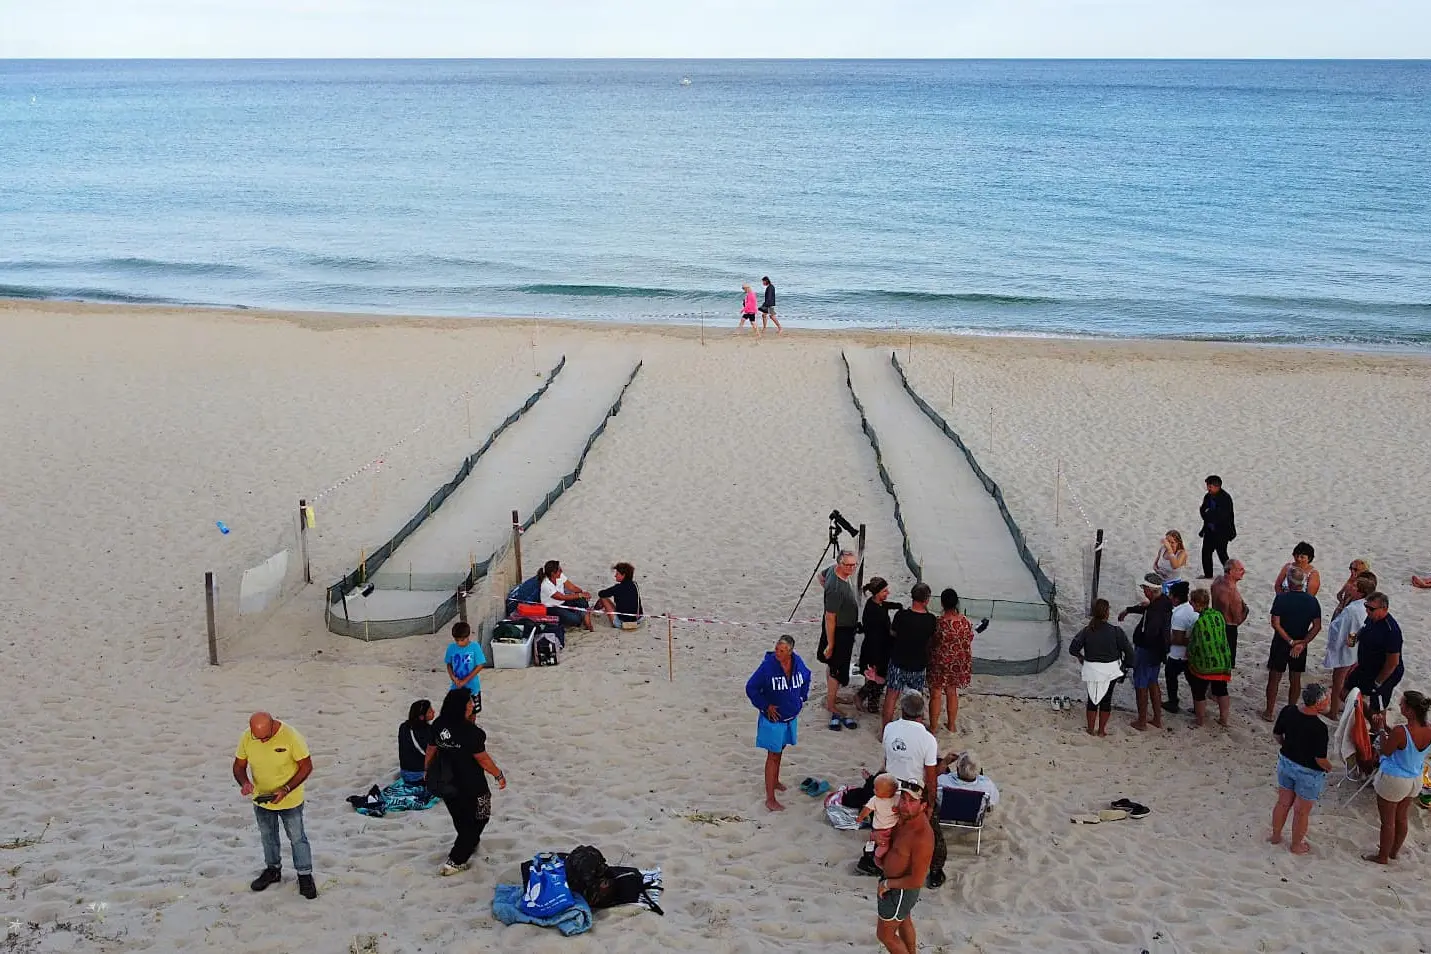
{"left": 2, "top": 0, "right": 1428, "bottom": 59}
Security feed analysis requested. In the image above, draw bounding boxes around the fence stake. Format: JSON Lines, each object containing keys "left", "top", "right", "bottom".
{"left": 1090, "top": 528, "right": 1105, "bottom": 613}
{"left": 458, "top": 587, "right": 469, "bottom": 625}
{"left": 856, "top": 523, "right": 867, "bottom": 594}
{"left": 511, "top": 510, "right": 523, "bottom": 581}
{"left": 360, "top": 549, "right": 366, "bottom": 584}
{"left": 989, "top": 406, "right": 994, "bottom": 456}
{"left": 466, "top": 398, "right": 472, "bottom": 440}
{"left": 667, "top": 616, "right": 674, "bottom": 682}
{"left": 1055, "top": 459, "right": 1062, "bottom": 528}
{"left": 204, "top": 571, "right": 219, "bottom": 666}
{"left": 949, "top": 372, "right": 955, "bottom": 412}
{"left": 907, "top": 334, "right": 913, "bottom": 364}
{"left": 700, "top": 313, "right": 705, "bottom": 346}
{"left": 297, "top": 498, "right": 312, "bottom": 584}
{"left": 531, "top": 320, "right": 539, "bottom": 376}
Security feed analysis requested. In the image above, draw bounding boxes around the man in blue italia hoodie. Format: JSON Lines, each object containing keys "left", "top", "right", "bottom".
{"left": 746, "top": 634, "right": 812, "bottom": 812}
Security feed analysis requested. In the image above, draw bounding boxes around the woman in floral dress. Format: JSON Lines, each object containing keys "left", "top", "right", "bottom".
{"left": 929, "top": 588, "right": 978, "bottom": 734}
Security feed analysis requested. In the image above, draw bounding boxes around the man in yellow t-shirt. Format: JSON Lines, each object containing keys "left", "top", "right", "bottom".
{"left": 233, "top": 712, "right": 317, "bottom": 899}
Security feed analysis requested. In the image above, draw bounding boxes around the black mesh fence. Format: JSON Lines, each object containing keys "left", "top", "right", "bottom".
{"left": 325, "top": 356, "right": 566, "bottom": 609}
{"left": 842, "top": 350, "right": 1060, "bottom": 675}
{"left": 326, "top": 360, "right": 645, "bottom": 640}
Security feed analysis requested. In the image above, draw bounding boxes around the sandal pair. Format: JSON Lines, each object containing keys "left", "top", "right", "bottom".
{"left": 799, "top": 777, "right": 831, "bottom": 797}
{"left": 828, "top": 716, "right": 859, "bottom": 731}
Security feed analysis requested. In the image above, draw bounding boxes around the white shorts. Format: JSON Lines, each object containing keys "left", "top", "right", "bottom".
{"left": 1373, "top": 772, "right": 1420, "bottom": 802}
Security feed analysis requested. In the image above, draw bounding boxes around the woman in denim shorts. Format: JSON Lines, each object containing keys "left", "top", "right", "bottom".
{"left": 1269, "top": 683, "right": 1332, "bottom": 855}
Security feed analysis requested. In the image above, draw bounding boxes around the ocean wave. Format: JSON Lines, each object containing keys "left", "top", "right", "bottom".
{"left": 1226, "top": 294, "right": 1431, "bottom": 317}
{"left": 0, "top": 257, "right": 262, "bottom": 279}
{"left": 0, "top": 283, "right": 198, "bottom": 306}
{"left": 507, "top": 283, "right": 702, "bottom": 300}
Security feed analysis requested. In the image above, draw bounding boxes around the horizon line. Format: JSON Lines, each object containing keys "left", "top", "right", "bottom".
{"left": 4, "top": 56, "right": 1430, "bottom": 63}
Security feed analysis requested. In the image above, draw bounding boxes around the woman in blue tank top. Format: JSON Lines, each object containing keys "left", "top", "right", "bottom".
{"left": 1365, "top": 690, "right": 1431, "bottom": 865}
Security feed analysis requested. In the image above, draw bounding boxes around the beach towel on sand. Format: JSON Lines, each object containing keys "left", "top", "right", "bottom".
{"left": 825, "top": 786, "right": 863, "bottom": 830}
{"left": 493, "top": 883, "right": 593, "bottom": 935}
{"left": 346, "top": 778, "right": 440, "bottom": 817}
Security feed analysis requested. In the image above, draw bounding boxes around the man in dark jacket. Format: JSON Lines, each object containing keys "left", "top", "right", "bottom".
{"left": 1119, "top": 573, "right": 1172, "bottom": 731}
{"left": 746, "top": 635, "right": 812, "bottom": 812}
{"left": 1198, "top": 475, "right": 1236, "bottom": 578}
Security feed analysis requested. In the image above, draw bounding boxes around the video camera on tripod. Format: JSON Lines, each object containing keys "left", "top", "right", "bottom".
{"left": 789, "top": 508, "right": 866, "bottom": 622}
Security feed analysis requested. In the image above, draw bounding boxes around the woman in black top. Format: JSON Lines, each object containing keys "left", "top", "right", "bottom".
{"left": 881, "top": 582, "right": 936, "bottom": 727}
{"left": 856, "top": 578, "right": 902, "bottom": 714}
{"left": 1269, "top": 683, "right": 1332, "bottom": 856}
{"left": 425, "top": 688, "right": 507, "bottom": 876}
{"left": 398, "top": 699, "right": 435, "bottom": 784}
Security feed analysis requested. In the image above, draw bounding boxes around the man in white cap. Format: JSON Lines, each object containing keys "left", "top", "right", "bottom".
{"left": 1119, "top": 573, "right": 1171, "bottom": 731}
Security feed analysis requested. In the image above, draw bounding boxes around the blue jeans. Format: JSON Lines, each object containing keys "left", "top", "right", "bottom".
{"left": 255, "top": 803, "right": 313, "bottom": 875}
{"left": 399, "top": 769, "right": 426, "bottom": 784}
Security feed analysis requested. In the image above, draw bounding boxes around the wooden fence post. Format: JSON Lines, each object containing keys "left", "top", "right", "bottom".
{"left": 204, "top": 571, "right": 219, "bottom": 666}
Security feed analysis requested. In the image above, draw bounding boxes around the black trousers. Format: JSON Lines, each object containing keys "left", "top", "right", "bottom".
{"left": 1225, "top": 625, "right": 1239, "bottom": 669}
{"left": 444, "top": 792, "right": 491, "bottom": 865}
{"left": 1164, "top": 658, "right": 1189, "bottom": 707}
{"left": 1201, "top": 536, "right": 1230, "bottom": 577}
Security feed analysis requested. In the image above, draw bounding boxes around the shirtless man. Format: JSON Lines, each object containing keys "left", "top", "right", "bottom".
{"left": 1211, "top": 559, "right": 1250, "bottom": 669}
{"left": 875, "top": 785, "right": 935, "bottom": 954}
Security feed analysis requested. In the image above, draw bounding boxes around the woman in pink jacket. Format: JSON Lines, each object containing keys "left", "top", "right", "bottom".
{"left": 739, "top": 284, "right": 761, "bottom": 336}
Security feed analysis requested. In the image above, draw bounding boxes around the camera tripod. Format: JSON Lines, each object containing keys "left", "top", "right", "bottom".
{"left": 788, "top": 510, "right": 864, "bottom": 622}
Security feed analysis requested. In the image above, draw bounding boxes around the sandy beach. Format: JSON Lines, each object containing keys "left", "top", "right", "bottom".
{"left": 2, "top": 299, "right": 1429, "bottom": 953}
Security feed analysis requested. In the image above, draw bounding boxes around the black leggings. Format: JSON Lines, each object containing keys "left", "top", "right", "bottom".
{"left": 1086, "top": 681, "right": 1117, "bottom": 713}
{"left": 444, "top": 792, "right": 492, "bottom": 865}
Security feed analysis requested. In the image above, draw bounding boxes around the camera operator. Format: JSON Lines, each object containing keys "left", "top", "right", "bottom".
{"left": 822, "top": 549, "right": 862, "bottom": 731}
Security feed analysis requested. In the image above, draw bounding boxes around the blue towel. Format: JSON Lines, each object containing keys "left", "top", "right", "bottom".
{"left": 348, "top": 778, "right": 440, "bottom": 817}
{"left": 492, "top": 883, "right": 593, "bottom": 936}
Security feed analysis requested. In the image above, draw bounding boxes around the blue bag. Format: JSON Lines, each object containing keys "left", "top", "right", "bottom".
{"left": 506, "top": 576, "right": 543, "bottom": 616}
{"left": 519, "top": 853, "right": 577, "bottom": 919}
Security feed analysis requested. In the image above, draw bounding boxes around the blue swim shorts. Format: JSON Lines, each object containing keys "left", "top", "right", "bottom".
{"left": 756, "top": 714, "right": 798, "bottom": 753}
{"left": 1132, "top": 648, "right": 1162, "bottom": 690}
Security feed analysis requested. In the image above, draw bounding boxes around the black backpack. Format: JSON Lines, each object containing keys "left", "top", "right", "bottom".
{"left": 426, "top": 746, "right": 461, "bottom": 800}
{"left": 562, "top": 845, "right": 607, "bottom": 901}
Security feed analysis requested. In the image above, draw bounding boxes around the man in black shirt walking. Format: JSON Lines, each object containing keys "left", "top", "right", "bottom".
{"left": 1198, "top": 475, "right": 1236, "bottom": 578}
{"left": 759, "top": 276, "right": 782, "bottom": 334}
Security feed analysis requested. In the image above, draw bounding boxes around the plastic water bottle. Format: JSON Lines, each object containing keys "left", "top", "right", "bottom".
{"left": 216, "top": 521, "right": 230, "bottom": 535}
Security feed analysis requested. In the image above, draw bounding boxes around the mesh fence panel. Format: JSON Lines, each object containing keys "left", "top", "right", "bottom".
{"left": 212, "top": 508, "right": 306, "bottom": 658}
{"left": 843, "top": 351, "right": 1060, "bottom": 675}
{"left": 325, "top": 361, "right": 645, "bottom": 640}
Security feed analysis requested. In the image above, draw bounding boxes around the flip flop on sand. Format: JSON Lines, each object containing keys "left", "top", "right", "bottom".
{"left": 1071, "top": 814, "right": 1102, "bottom": 825}
{"left": 828, "top": 717, "right": 843, "bottom": 731}
{"left": 841, "top": 717, "right": 859, "bottom": 730}
{"left": 799, "top": 778, "right": 818, "bottom": 795}
{"left": 807, "top": 780, "right": 831, "bottom": 797}
{"left": 1098, "top": 809, "right": 1129, "bottom": 822}
{"left": 1051, "top": 696, "right": 1064, "bottom": 712}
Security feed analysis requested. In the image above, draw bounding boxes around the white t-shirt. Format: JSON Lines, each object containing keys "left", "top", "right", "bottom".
{"left": 882, "top": 719, "right": 938, "bottom": 787}
{"left": 868, "top": 794, "right": 899, "bottom": 831}
{"left": 1169, "top": 602, "right": 1199, "bottom": 661}
{"left": 539, "top": 573, "right": 568, "bottom": 608}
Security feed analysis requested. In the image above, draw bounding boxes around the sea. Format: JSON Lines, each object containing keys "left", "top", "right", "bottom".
{"left": 2, "top": 59, "right": 1429, "bottom": 347}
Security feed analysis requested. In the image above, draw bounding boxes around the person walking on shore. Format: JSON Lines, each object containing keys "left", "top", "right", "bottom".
{"left": 1263, "top": 567, "right": 1322, "bottom": 722}
{"left": 1269, "top": 684, "right": 1332, "bottom": 856}
{"left": 739, "top": 284, "right": 760, "bottom": 336}
{"left": 745, "top": 634, "right": 812, "bottom": 812}
{"left": 1198, "top": 475, "right": 1236, "bottom": 578}
{"left": 233, "top": 712, "right": 317, "bottom": 899}
{"left": 1211, "top": 559, "right": 1250, "bottom": 668}
{"left": 759, "top": 276, "right": 781, "bottom": 333}
{"left": 821, "top": 549, "right": 862, "bottom": 730}
{"left": 425, "top": 687, "right": 506, "bottom": 876}
{"left": 875, "top": 784, "right": 935, "bottom": 954}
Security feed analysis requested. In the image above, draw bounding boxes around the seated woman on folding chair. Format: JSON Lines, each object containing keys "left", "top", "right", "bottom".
{"left": 538, "top": 559, "right": 593, "bottom": 631}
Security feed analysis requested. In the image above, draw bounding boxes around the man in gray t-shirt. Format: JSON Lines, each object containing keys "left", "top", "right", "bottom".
{"left": 822, "top": 550, "right": 862, "bottom": 729}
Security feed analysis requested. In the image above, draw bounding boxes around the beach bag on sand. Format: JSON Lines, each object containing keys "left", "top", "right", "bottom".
{"left": 534, "top": 631, "right": 560, "bottom": 667}
{"left": 562, "top": 845, "right": 607, "bottom": 902}
{"left": 519, "top": 853, "right": 578, "bottom": 918}
{"left": 595, "top": 867, "right": 664, "bottom": 915}
{"left": 506, "top": 576, "right": 543, "bottom": 616}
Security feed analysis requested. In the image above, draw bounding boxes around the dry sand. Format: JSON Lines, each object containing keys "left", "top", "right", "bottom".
{"left": 1, "top": 300, "right": 1429, "bottom": 953}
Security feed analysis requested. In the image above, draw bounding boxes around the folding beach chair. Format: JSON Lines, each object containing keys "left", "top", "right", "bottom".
{"left": 937, "top": 787, "right": 989, "bottom": 855}
{"left": 1332, "top": 688, "right": 1380, "bottom": 805}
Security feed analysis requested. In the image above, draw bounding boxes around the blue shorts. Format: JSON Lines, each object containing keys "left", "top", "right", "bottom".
{"left": 756, "top": 715, "right": 798, "bottom": 753}
{"left": 886, "top": 664, "right": 927, "bottom": 694}
{"left": 1276, "top": 754, "right": 1327, "bottom": 802}
{"left": 1132, "top": 648, "right": 1162, "bottom": 690}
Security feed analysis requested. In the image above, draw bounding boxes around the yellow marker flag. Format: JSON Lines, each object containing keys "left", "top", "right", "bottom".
{"left": 304, "top": 506, "right": 316, "bottom": 529}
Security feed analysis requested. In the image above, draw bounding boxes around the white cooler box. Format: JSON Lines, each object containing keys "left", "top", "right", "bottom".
{"left": 491, "top": 633, "right": 534, "bottom": 669}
